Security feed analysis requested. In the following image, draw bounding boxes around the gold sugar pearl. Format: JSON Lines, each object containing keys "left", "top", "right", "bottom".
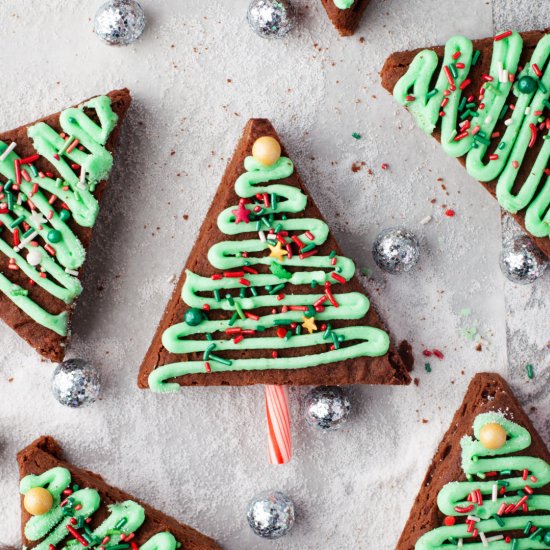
{"left": 24, "top": 487, "right": 54, "bottom": 516}
{"left": 479, "top": 422, "right": 507, "bottom": 450}
{"left": 252, "top": 136, "right": 281, "bottom": 166}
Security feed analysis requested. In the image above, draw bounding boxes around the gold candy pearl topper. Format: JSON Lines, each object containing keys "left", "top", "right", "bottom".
{"left": 479, "top": 422, "right": 507, "bottom": 450}
{"left": 252, "top": 136, "right": 281, "bottom": 166}
{"left": 23, "top": 487, "right": 54, "bottom": 516}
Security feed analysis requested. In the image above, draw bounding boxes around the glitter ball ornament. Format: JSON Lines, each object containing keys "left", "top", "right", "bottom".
{"left": 94, "top": 0, "right": 146, "bottom": 46}
{"left": 499, "top": 235, "right": 547, "bottom": 284}
{"left": 247, "top": 491, "right": 295, "bottom": 539}
{"left": 372, "top": 227, "right": 420, "bottom": 273}
{"left": 303, "top": 386, "right": 351, "bottom": 431}
{"left": 51, "top": 359, "right": 101, "bottom": 408}
{"left": 247, "top": 0, "right": 296, "bottom": 39}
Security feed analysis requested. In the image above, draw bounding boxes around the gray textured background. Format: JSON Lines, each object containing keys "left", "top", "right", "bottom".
{"left": 0, "top": 1, "right": 548, "bottom": 548}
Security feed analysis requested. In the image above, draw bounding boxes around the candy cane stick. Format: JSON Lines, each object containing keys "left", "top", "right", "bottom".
{"left": 265, "top": 385, "right": 292, "bottom": 465}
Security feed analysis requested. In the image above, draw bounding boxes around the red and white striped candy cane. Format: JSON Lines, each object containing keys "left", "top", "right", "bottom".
{"left": 265, "top": 385, "right": 291, "bottom": 465}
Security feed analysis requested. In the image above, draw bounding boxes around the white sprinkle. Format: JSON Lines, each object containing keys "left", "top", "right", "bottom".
{"left": 65, "top": 268, "right": 79, "bottom": 276}
{"left": 504, "top": 118, "right": 513, "bottom": 126}
{"left": 467, "top": 515, "right": 480, "bottom": 522}
{"left": 497, "top": 62, "right": 504, "bottom": 81}
{"left": 479, "top": 532, "right": 488, "bottom": 547}
{"left": 78, "top": 167, "right": 86, "bottom": 190}
{"left": 458, "top": 539, "right": 463, "bottom": 549}
{"left": 501, "top": 70, "right": 509, "bottom": 83}
{"left": 13, "top": 230, "right": 39, "bottom": 251}
{"left": 524, "top": 106, "right": 530, "bottom": 116}
{"left": 487, "top": 535, "right": 504, "bottom": 542}
{"left": 419, "top": 215, "right": 432, "bottom": 225}
{"left": 0, "top": 142, "right": 17, "bottom": 162}
{"left": 484, "top": 115, "right": 492, "bottom": 125}
{"left": 492, "top": 483, "right": 498, "bottom": 501}
{"left": 167, "top": 274, "right": 176, "bottom": 284}
{"left": 258, "top": 230, "right": 266, "bottom": 242}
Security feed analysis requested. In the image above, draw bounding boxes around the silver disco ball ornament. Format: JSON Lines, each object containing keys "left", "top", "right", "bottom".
{"left": 247, "top": 0, "right": 296, "bottom": 39}
{"left": 94, "top": 0, "right": 146, "bottom": 45}
{"left": 247, "top": 491, "right": 295, "bottom": 539}
{"left": 303, "top": 386, "right": 351, "bottom": 431}
{"left": 51, "top": 359, "right": 101, "bottom": 408}
{"left": 372, "top": 227, "right": 420, "bottom": 273}
{"left": 499, "top": 235, "right": 547, "bottom": 284}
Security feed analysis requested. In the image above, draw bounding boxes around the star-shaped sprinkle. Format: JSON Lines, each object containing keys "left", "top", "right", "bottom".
{"left": 302, "top": 316, "right": 317, "bottom": 334}
{"left": 231, "top": 203, "right": 250, "bottom": 224}
{"left": 28, "top": 211, "right": 46, "bottom": 228}
{"left": 268, "top": 242, "right": 288, "bottom": 262}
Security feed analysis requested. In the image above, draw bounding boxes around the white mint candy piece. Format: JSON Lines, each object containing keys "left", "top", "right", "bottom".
{"left": 27, "top": 249, "right": 42, "bottom": 266}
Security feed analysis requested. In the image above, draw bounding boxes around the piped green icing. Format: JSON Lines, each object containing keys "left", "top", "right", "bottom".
{"left": 333, "top": 0, "right": 354, "bottom": 8}
{"left": 0, "top": 95, "right": 118, "bottom": 335}
{"left": 393, "top": 31, "right": 550, "bottom": 240}
{"left": 20, "top": 466, "right": 179, "bottom": 550}
{"left": 415, "top": 412, "right": 550, "bottom": 549}
{"left": 149, "top": 154, "right": 390, "bottom": 392}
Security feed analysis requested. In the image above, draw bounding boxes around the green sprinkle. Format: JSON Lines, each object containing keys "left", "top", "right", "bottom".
{"left": 213, "top": 289, "right": 221, "bottom": 302}
{"left": 449, "top": 63, "right": 458, "bottom": 78}
{"left": 29, "top": 164, "right": 38, "bottom": 177}
{"left": 498, "top": 141, "right": 506, "bottom": 150}
{"left": 114, "top": 518, "right": 128, "bottom": 530}
{"left": 424, "top": 363, "right": 432, "bottom": 373}
{"left": 228, "top": 312, "right": 238, "bottom": 326}
{"left": 538, "top": 81, "right": 548, "bottom": 93}
{"left": 323, "top": 324, "right": 332, "bottom": 340}
{"left": 474, "top": 134, "right": 491, "bottom": 146}
{"left": 493, "top": 515, "right": 505, "bottom": 527}
{"left": 352, "top": 132, "right": 361, "bottom": 140}
{"left": 499, "top": 104, "right": 509, "bottom": 120}
{"left": 274, "top": 223, "right": 283, "bottom": 233}
{"left": 10, "top": 287, "right": 28, "bottom": 297}
{"left": 225, "top": 293, "right": 235, "bottom": 306}
{"left": 530, "top": 528, "right": 544, "bottom": 540}
{"left": 331, "top": 331, "right": 340, "bottom": 350}
{"left": 234, "top": 301, "right": 245, "bottom": 319}
{"left": 23, "top": 227, "right": 35, "bottom": 239}
{"left": 460, "top": 109, "right": 472, "bottom": 121}
{"left": 268, "top": 283, "right": 286, "bottom": 295}
{"left": 426, "top": 89, "right": 438, "bottom": 99}
{"left": 208, "top": 353, "right": 232, "bottom": 366}
{"left": 9, "top": 215, "right": 25, "bottom": 229}
{"left": 511, "top": 539, "right": 518, "bottom": 550}
{"left": 301, "top": 242, "right": 316, "bottom": 253}
{"left": 526, "top": 363, "right": 534, "bottom": 379}
{"left": 310, "top": 280, "right": 318, "bottom": 288}
{"left": 250, "top": 286, "right": 258, "bottom": 297}
{"left": 261, "top": 216, "right": 271, "bottom": 228}
{"left": 472, "top": 50, "right": 481, "bottom": 66}
{"left": 203, "top": 343, "right": 216, "bottom": 360}
{"left": 239, "top": 287, "right": 246, "bottom": 298}
{"left": 271, "top": 193, "right": 277, "bottom": 210}
{"left": 524, "top": 521, "right": 533, "bottom": 535}
{"left": 329, "top": 250, "right": 336, "bottom": 259}
{"left": 206, "top": 333, "right": 213, "bottom": 341}
{"left": 274, "top": 319, "right": 292, "bottom": 325}
{"left": 295, "top": 325, "right": 302, "bottom": 336}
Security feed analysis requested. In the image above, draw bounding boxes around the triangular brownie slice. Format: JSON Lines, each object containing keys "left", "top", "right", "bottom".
{"left": 397, "top": 372, "right": 550, "bottom": 549}
{"left": 17, "top": 436, "right": 221, "bottom": 549}
{"left": 381, "top": 30, "right": 550, "bottom": 258}
{"left": 139, "top": 118, "right": 412, "bottom": 392}
{"left": 0, "top": 89, "right": 131, "bottom": 362}
{"left": 320, "top": 0, "right": 371, "bottom": 36}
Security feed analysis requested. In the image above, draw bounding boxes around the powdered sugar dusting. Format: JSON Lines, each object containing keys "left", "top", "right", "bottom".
{"left": 0, "top": 1, "right": 547, "bottom": 548}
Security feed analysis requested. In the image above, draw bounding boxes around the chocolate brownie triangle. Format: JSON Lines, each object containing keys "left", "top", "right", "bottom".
{"left": 381, "top": 30, "right": 550, "bottom": 257}
{"left": 0, "top": 89, "right": 131, "bottom": 362}
{"left": 138, "top": 118, "right": 412, "bottom": 392}
{"left": 397, "top": 372, "right": 550, "bottom": 549}
{"left": 320, "top": 0, "right": 370, "bottom": 37}
{"left": 17, "top": 436, "right": 221, "bottom": 549}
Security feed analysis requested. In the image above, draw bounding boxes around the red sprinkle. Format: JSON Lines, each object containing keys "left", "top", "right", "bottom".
{"left": 494, "top": 30, "right": 512, "bottom": 41}
{"left": 331, "top": 272, "right": 346, "bottom": 284}
{"left": 444, "top": 516, "right": 456, "bottom": 526}
{"left": 381, "top": 163, "right": 389, "bottom": 170}
{"left": 532, "top": 63, "right": 542, "bottom": 78}
{"left": 277, "top": 327, "right": 287, "bottom": 339}
{"left": 244, "top": 312, "right": 259, "bottom": 321}
{"left": 239, "top": 278, "right": 250, "bottom": 286}
{"left": 204, "top": 362, "right": 211, "bottom": 373}
{"left": 432, "top": 349, "right": 445, "bottom": 359}
{"left": 445, "top": 209, "right": 455, "bottom": 217}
